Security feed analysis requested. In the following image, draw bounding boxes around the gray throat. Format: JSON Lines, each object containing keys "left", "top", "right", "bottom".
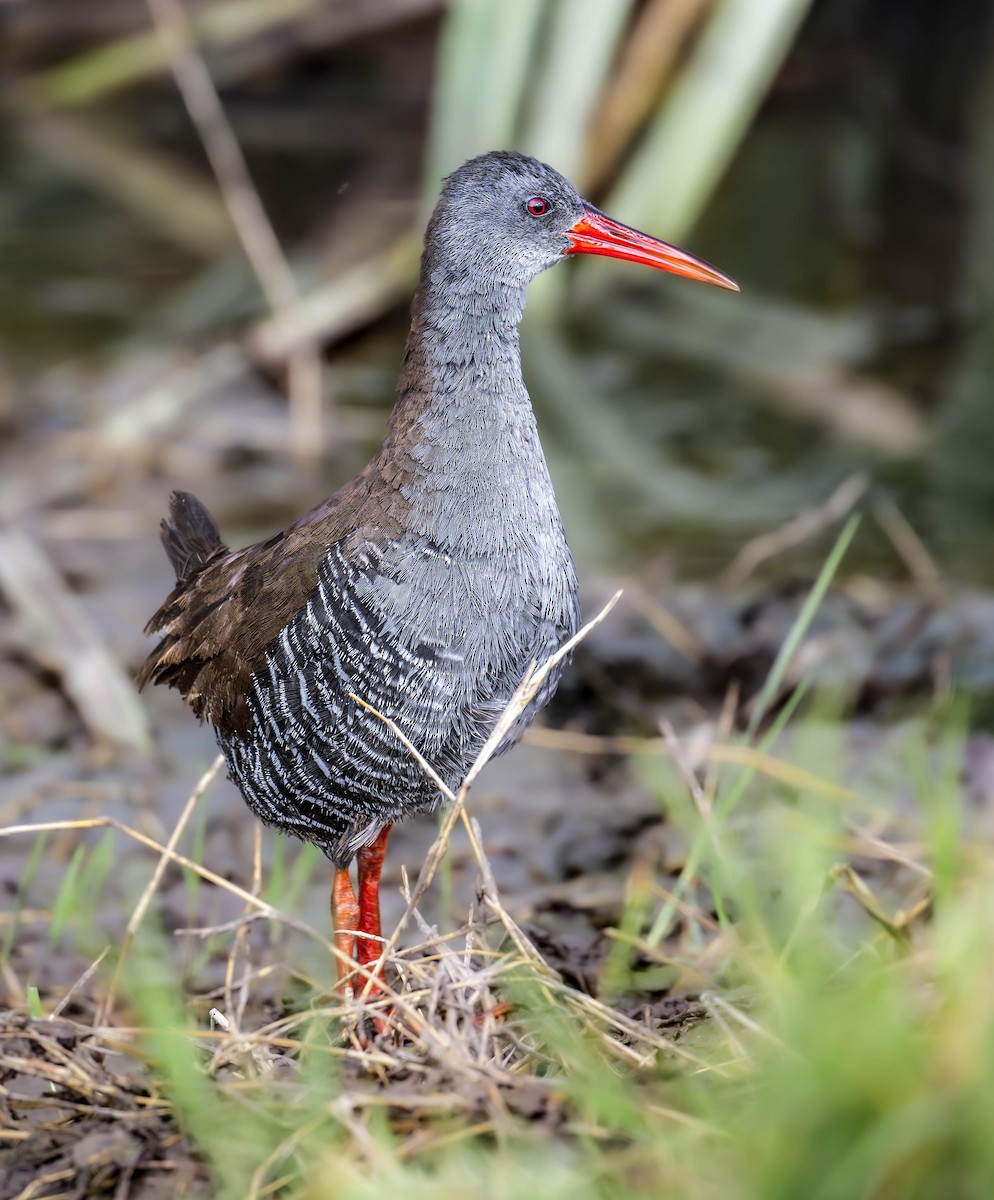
{"left": 379, "top": 264, "right": 564, "bottom": 559}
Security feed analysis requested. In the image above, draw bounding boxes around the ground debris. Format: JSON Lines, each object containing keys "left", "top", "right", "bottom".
{"left": 0, "top": 1010, "right": 207, "bottom": 1200}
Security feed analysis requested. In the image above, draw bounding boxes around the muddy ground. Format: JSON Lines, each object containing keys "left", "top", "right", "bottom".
{"left": 5, "top": 3, "right": 994, "bottom": 1195}
{"left": 4, "top": 377, "right": 994, "bottom": 1194}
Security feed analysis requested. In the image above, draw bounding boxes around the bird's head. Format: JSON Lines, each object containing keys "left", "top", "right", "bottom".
{"left": 431, "top": 150, "right": 739, "bottom": 293}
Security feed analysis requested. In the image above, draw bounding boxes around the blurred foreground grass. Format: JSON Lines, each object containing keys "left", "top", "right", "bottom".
{"left": 6, "top": 529, "right": 994, "bottom": 1199}
{"left": 113, "top": 720, "right": 994, "bottom": 1199}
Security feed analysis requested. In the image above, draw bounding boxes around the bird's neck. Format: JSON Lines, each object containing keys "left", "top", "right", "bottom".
{"left": 393, "top": 262, "right": 529, "bottom": 428}
{"left": 385, "top": 266, "right": 540, "bottom": 474}
{"left": 372, "top": 264, "right": 561, "bottom": 552}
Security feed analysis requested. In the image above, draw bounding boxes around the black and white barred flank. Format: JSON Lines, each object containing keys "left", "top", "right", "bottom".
{"left": 217, "top": 538, "right": 577, "bottom": 866}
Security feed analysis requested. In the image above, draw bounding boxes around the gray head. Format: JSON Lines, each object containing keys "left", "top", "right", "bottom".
{"left": 429, "top": 151, "right": 587, "bottom": 288}
{"left": 424, "top": 150, "right": 740, "bottom": 294}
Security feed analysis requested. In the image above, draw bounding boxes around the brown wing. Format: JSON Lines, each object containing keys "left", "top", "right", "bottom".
{"left": 137, "top": 477, "right": 383, "bottom": 737}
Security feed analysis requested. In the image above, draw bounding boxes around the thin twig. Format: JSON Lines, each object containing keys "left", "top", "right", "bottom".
{"left": 50, "top": 948, "right": 110, "bottom": 1020}
{"left": 144, "top": 0, "right": 325, "bottom": 456}
{"left": 348, "top": 696, "right": 454, "bottom": 803}
{"left": 721, "top": 472, "right": 868, "bottom": 588}
{"left": 526, "top": 726, "right": 861, "bottom": 804}
{"left": 660, "top": 718, "right": 711, "bottom": 818}
{"left": 97, "top": 755, "right": 224, "bottom": 1026}
{"left": 1, "top": 817, "right": 323, "bottom": 940}
{"left": 225, "top": 818, "right": 265, "bottom": 1031}
{"left": 872, "top": 493, "right": 943, "bottom": 591}
{"left": 383, "top": 592, "right": 623, "bottom": 953}
{"left": 625, "top": 584, "right": 702, "bottom": 661}
{"left": 0, "top": 525, "right": 151, "bottom": 751}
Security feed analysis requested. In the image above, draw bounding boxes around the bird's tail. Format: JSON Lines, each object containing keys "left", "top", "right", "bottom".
{"left": 160, "top": 490, "right": 228, "bottom": 584}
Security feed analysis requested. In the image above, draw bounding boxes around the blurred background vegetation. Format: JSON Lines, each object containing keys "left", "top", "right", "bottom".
{"left": 8, "top": 6, "right": 994, "bottom": 1198}
{"left": 5, "top": 0, "right": 994, "bottom": 586}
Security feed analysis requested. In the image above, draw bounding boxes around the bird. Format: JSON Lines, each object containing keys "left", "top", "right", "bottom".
{"left": 138, "top": 150, "right": 737, "bottom": 995}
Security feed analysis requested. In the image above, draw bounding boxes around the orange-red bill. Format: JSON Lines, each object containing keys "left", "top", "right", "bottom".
{"left": 565, "top": 210, "right": 739, "bottom": 292}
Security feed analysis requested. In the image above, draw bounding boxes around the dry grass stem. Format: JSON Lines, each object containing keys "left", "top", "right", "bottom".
{"left": 0, "top": 526, "right": 151, "bottom": 751}
{"left": 721, "top": 472, "right": 869, "bottom": 587}
{"left": 844, "top": 825, "right": 931, "bottom": 877}
{"left": 144, "top": 0, "right": 325, "bottom": 457}
{"left": 51, "top": 949, "right": 111, "bottom": 1020}
{"left": 698, "top": 992, "right": 755, "bottom": 1066}
{"left": 224, "top": 817, "right": 265, "bottom": 1032}
{"left": 247, "top": 236, "right": 422, "bottom": 365}
{"left": 696, "top": 680, "right": 741, "bottom": 816}
{"left": 873, "top": 493, "right": 943, "bottom": 591}
{"left": 625, "top": 584, "right": 703, "bottom": 660}
{"left": 0, "top": 817, "right": 326, "bottom": 946}
{"left": 98, "top": 754, "right": 225, "bottom": 1025}
{"left": 373, "top": 591, "right": 623, "bottom": 960}
{"left": 829, "top": 864, "right": 911, "bottom": 945}
{"left": 348, "top": 696, "right": 454, "bottom": 802}
{"left": 701, "top": 990, "right": 781, "bottom": 1046}
{"left": 660, "top": 718, "right": 711, "bottom": 817}
{"left": 527, "top": 726, "right": 862, "bottom": 804}
{"left": 585, "top": 0, "right": 713, "bottom": 189}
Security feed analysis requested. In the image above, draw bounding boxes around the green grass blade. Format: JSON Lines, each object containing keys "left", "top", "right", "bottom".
{"left": 642, "top": 674, "right": 813, "bottom": 949}
{"left": 23, "top": 0, "right": 327, "bottom": 107}
{"left": 1, "top": 832, "right": 47, "bottom": 967}
{"left": 519, "top": 0, "right": 636, "bottom": 181}
{"left": 605, "top": 0, "right": 816, "bottom": 240}
{"left": 745, "top": 513, "right": 861, "bottom": 739}
{"left": 426, "top": 0, "right": 548, "bottom": 195}
{"left": 49, "top": 845, "right": 86, "bottom": 944}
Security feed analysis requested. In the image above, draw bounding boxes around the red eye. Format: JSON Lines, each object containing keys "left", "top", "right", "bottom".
{"left": 526, "top": 196, "right": 548, "bottom": 216}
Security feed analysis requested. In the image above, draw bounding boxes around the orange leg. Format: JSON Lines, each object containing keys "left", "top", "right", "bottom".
{"left": 332, "top": 866, "right": 359, "bottom": 993}
{"left": 356, "top": 823, "right": 392, "bottom": 976}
